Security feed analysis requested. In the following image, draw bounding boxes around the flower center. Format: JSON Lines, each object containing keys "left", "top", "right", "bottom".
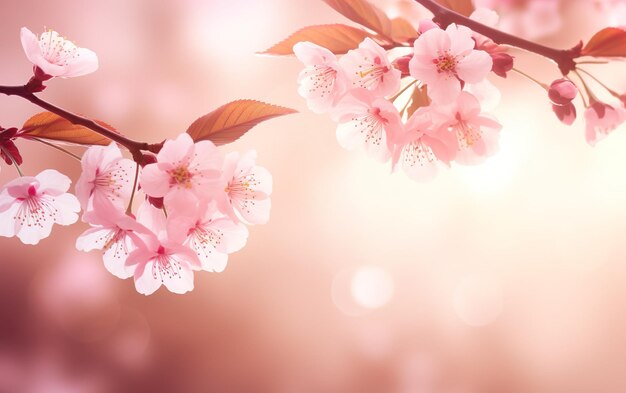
{"left": 434, "top": 52, "right": 457, "bottom": 73}
{"left": 168, "top": 166, "right": 193, "bottom": 188}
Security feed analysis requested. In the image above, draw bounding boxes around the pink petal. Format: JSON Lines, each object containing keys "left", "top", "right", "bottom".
{"left": 456, "top": 50, "right": 492, "bottom": 83}
{"left": 140, "top": 163, "right": 172, "bottom": 198}
{"left": 62, "top": 47, "right": 99, "bottom": 78}
{"left": 447, "top": 24, "right": 476, "bottom": 55}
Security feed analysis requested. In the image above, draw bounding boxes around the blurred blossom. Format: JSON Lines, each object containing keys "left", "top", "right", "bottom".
{"left": 350, "top": 266, "right": 395, "bottom": 310}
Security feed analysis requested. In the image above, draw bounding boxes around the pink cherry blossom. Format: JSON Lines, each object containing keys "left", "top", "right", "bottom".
{"left": 553, "top": 102, "right": 577, "bottom": 126}
{"left": 293, "top": 41, "right": 347, "bottom": 114}
{"left": 0, "top": 169, "right": 80, "bottom": 245}
{"left": 76, "top": 196, "right": 152, "bottom": 279}
{"left": 331, "top": 89, "right": 403, "bottom": 161}
{"left": 548, "top": 79, "right": 577, "bottom": 105}
{"left": 215, "top": 151, "right": 272, "bottom": 225}
{"left": 20, "top": 27, "right": 98, "bottom": 78}
{"left": 167, "top": 194, "right": 248, "bottom": 272}
{"left": 75, "top": 142, "right": 135, "bottom": 212}
{"left": 140, "top": 133, "right": 222, "bottom": 207}
{"left": 584, "top": 101, "right": 626, "bottom": 146}
{"left": 126, "top": 202, "right": 201, "bottom": 295}
{"left": 392, "top": 107, "right": 457, "bottom": 181}
{"left": 409, "top": 24, "right": 493, "bottom": 103}
{"left": 339, "top": 38, "right": 401, "bottom": 97}
{"left": 432, "top": 92, "right": 502, "bottom": 165}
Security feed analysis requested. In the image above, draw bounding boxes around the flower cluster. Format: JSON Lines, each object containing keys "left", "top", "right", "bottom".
{"left": 0, "top": 27, "right": 281, "bottom": 296}
{"left": 293, "top": 16, "right": 504, "bottom": 180}
{"left": 75, "top": 136, "right": 271, "bottom": 295}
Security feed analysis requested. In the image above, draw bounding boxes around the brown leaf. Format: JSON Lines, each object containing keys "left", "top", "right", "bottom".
{"left": 406, "top": 85, "right": 430, "bottom": 118}
{"left": 186, "top": 100, "right": 297, "bottom": 145}
{"left": 434, "top": 0, "right": 475, "bottom": 17}
{"left": 322, "top": 0, "right": 392, "bottom": 38}
{"left": 260, "top": 24, "right": 375, "bottom": 55}
{"left": 581, "top": 27, "right": 626, "bottom": 57}
{"left": 390, "top": 18, "right": 418, "bottom": 43}
{"left": 19, "top": 112, "right": 114, "bottom": 146}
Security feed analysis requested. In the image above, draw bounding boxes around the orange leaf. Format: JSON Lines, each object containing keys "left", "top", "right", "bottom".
{"left": 434, "top": 0, "right": 475, "bottom": 17}
{"left": 406, "top": 85, "right": 430, "bottom": 118}
{"left": 20, "top": 112, "right": 114, "bottom": 146}
{"left": 581, "top": 27, "right": 626, "bottom": 57}
{"left": 322, "top": 0, "right": 392, "bottom": 38}
{"left": 260, "top": 24, "right": 375, "bottom": 55}
{"left": 186, "top": 100, "right": 297, "bottom": 145}
{"left": 390, "top": 18, "right": 418, "bottom": 43}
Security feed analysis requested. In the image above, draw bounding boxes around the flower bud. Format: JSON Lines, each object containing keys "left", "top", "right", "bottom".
{"left": 548, "top": 78, "right": 577, "bottom": 105}
{"left": 490, "top": 52, "right": 514, "bottom": 78}
{"left": 552, "top": 102, "right": 576, "bottom": 126}
{"left": 418, "top": 19, "right": 438, "bottom": 34}
{"left": 391, "top": 55, "right": 412, "bottom": 77}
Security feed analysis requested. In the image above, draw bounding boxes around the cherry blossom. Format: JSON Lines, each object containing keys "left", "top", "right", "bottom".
{"left": 215, "top": 151, "right": 272, "bottom": 225}
{"left": 20, "top": 27, "right": 98, "bottom": 78}
{"left": 331, "top": 89, "right": 403, "bottom": 161}
{"left": 409, "top": 24, "right": 493, "bottom": 103}
{"left": 548, "top": 78, "right": 577, "bottom": 105}
{"left": 584, "top": 101, "right": 626, "bottom": 146}
{"left": 339, "top": 38, "right": 401, "bottom": 97}
{"left": 293, "top": 42, "right": 347, "bottom": 114}
{"left": 553, "top": 102, "right": 577, "bottom": 126}
{"left": 0, "top": 169, "right": 80, "bottom": 245}
{"left": 126, "top": 202, "right": 201, "bottom": 295}
{"left": 75, "top": 142, "right": 135, "bottom": 212}
{"left": 140, "top": 133, "right": 223, "bottom": 207}
{"left": 168, "top": 194, "right": 248, "bottom": 272}
{"left": 432, "top": 92, "right": 502, "bottom": 165}
{"left": 392, "top": 108, "right": 457, "bottom": 181}
{"left": 76, "top": 196, "right": 151, "bottom": 279}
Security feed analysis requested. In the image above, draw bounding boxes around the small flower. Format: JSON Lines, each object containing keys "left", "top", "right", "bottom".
{"left": 331, "top": 89, "right": 403, "bottom": 161}
{"left": 293, "top": 42, "right": 348, "bottom": 114}
{"left": 76, "top": 196, "right": 152, "bottom": 279}
{"left": 410, "top": 24, "right": 493, "bottom": 103}
{"left": 584, "top": 101, "right": 626, "bottom": 145}
{"left": 392, "top": 108, "right": 457, "bottom": 181}
{"left": 552, "top": 102, "right": 576, "bottom": 126}
{"left": 549, "top": 78, "right": 577, "bottom": 105}
{"left": 139, "top": 133, "right": 223, "bottom": 207}
{"left": 20, "top": 27, "right": 98, "bottom": 78}
{"left": 0, "top": 169, "right": 80, "bottom": 245}
{"left": 75, "top": 143, "right": 135, "bottom": 212}
{"left": 339, "top": 38, "right": 401, "bottom": 97}
{"left": 126, "top": 203, "right": 201, "bottom": 295}
{"left": 168, "top": 194, "right": 248, "bottom": 272}
{"left": 432, "top": 92, "right": 502, "bottom": 165}
{"left": 215, "top": 151, "right": 272, "bottom": 225}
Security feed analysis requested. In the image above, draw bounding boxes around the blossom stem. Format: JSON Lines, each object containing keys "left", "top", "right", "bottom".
{"left": 126, "top": 162, "right": 140, "bottom": 215}
{"left": 1, "top": 145, "right": 23, "bottom": 176}
{"left": 511, "top": 68, "right": 548, "bottom": 90}
{"left": 576, "top": 67, "right": 621, "bottom": 98}
{"left": 31, "top": 137, "right": 82, "bottom": 161}
{"left": 0, "top": 84, "right": 163, "bottom": 160}
{"left": 572, "top": 70, "right": 594, "bottom": 107}
{"left": 414, "top": 0, "right": 581, "bottom": 75}
{"left": 390, "top": 80, "right": 418, "bottom": 103}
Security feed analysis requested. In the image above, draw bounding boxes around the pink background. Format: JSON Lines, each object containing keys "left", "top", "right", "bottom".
{"left": 1, "top": 1, "right": 626, "bottom": 392}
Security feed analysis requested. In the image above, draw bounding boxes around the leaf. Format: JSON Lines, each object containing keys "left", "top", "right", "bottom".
{"left": 581, "top": 27, "right": 626, "bottom": 57}
{"left": 322, "top": 0, "right": 392, "bottom": 38}
{"left": 390, "top": 18, "right": 418, "bottom": 43}
{"left": 186, "top": 100, "right": 297, "bottom": 145}
{"left": 19, "top": 112, "right": 114, "bottom": 146}
{"left": 406, "top": 85, "right": 430, "bottom": 118}
{"left": 434, "top": 0, "right": 475, "bottom": 17}
{"left": 260, "top": 24, "right": 376, "bottom": 55}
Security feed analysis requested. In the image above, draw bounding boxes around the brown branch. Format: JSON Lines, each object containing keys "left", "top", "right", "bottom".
{"left": 414, "top": 0, "right": 582, "bottom": 75}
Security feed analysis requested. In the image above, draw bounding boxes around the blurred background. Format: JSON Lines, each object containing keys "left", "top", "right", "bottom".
{"left": 1, "top": 0, "right": 626, "bottom": 392}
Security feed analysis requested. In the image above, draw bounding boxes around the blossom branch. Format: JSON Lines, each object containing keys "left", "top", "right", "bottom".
{"left": 0, "top": 84, "right": 161, "bottom": 161}
{"left": 414, "top": 0, "right": 581, "bottom": 75}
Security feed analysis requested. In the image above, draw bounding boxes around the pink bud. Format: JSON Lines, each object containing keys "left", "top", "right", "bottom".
{"left": 548, "top": 78, "right": 577, "bottom": 105}
{"left": 418, "top": 19, "right": 438, "bottom": 34}
{"left": 552, "top": 102, "right": 576, "bottom": 126}
{"left": 490, "top": 52, "right": 514, "bottom": 78}
{"left": 391, "top": 55, "right": 412, "bottom": 77}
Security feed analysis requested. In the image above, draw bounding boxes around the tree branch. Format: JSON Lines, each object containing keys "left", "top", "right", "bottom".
{"left": 414, "top": 0, "right": 582, "bottom": 75}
